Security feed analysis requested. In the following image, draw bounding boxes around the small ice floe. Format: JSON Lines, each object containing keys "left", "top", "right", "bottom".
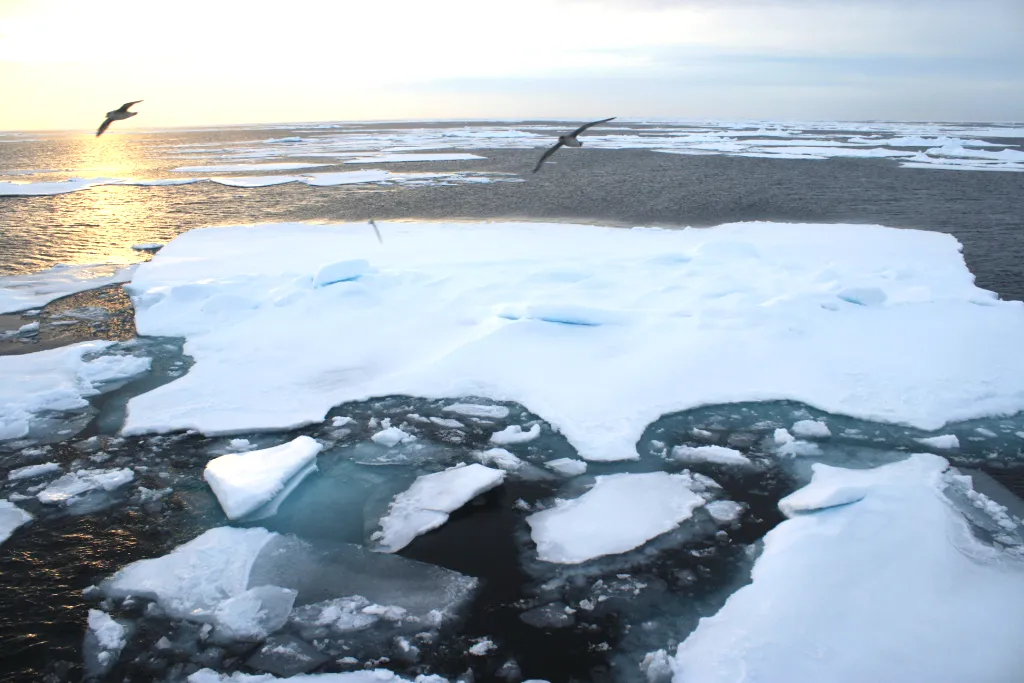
{"left": 84, "top": 609, "right": 126, "bottom": 678}
{"left": 489, "top": 424, "right": 541, "bottom": 445}
{"left": 790, "top": 419, "right": 831, "bottom": 439}
{"left": 772, "top": 428, "right": 822, "bottom": 457}
{"left": 212, "top": 585, "right": 298, "bottom": 641}
{"left": 373, "top": 464, "right": 506, "bottom": 552}
{"left": 0, "top": 499, "right": 33, "bottom": 546}
{"left": 8, "top": 461, "right": 60, "bottom": 481}
{"left": 474, "top": 447, "right": 524, "bottom": 471}
{"left": 916, "top": 434, "right": 960, "bottom": 450}
{"left": 974, "top": 427, "right": 998, "bottom": 438}
{"left": 332, "top": 416, "right": 355, "bottom": 427}
{"left": 36, "top": 468, "right": 134, "bottom": 505}
{"left": 131, "top": 243, "right": 164, "bottom": 253}
{"left": 671, "top": 454, "right": 1024, "bottom": 682}
{"left": 543, "top": 458, "right": 587, "bottom": 477}
{"left": 428, "top": 417, "right": 464, "bottom": 429}
{"left": 344, "top": 153, "right": 486, "bottom": 164}
{"left": 226, "top": 438, "right": 256, "bottom": 452}
{"left": 204, "top": 435, "right": 322, "bottom": 520}
{"left": 468, "top": 637, "right": 496, "bottom": 655}
{"left": 705, "top": 500, "right": 745, "bottom": 524}
{"left": 670, "top": 444, "right": 752, "bottom": 467}
{"left": 527, "top": 472, "right": 711, "bottom": 563}
{"left": 0, "top": 263, "right": 137, "bottom": 314}
{"left": 15, "top": 321, "right": 39, "bottom": 336}
{"left": 443, "top": 403, "right": 510, "bottom": 420}
{"left": 172, "top": 162, "right": 326, "bottom": 173}
{"left": 371, "top": 427, "right": 415, "bottom": 448}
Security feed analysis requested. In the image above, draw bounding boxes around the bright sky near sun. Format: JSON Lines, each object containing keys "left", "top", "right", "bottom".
{"left": 1, "top": 0, "right": 1022, "bottom": 131}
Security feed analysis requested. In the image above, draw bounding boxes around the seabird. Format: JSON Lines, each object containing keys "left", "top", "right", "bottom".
{"left": 369, "top": 218, "right": 383, "bottom": 244}
{"left": 532, "top": 117, "right": 616, "bottom": 173}
{"left": 96, "top": 100, "right": 143, "bottom": 137}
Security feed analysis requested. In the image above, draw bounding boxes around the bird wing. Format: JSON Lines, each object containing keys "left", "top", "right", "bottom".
{"left": 532, "top": 141, "right": 563, "bottom": 173}
{"left": 117, "top": 100, "right": 143, "bottom": 112}
{"left": 96, "top": 117, "right": 113, "bottom": 137}
{"left": 369, "top": 219, "right": 383, "bottom": 244}
{"left": 570, "top": 116, "right": 616, "bottom": 138}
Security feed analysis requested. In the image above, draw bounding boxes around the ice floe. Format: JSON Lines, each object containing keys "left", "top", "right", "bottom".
{"left": 8, "top": 461, "right": 60, "bottom": 480}
{"left": 122, "top": 221, "right": 1024, "bottom": 463}
{"left": 204, "top": 435, "right": 323, "bottom": 520}
{"left": 0, "top": 263, "right": 138, "bottom": 313}
{"left": 1, "top": 341, "right": 151, "bottom": 442}
{"left": 543, "top": 458, "right": 587, "bottom": 476}
{"left": 790, "top": 419, "right": 831, "bottom": 438}
{"left": 344, "top": 153, "right": 486, "bottom": 164}
{"left": 36, "top": 467, "right": 134, "bottom": 505}
{"left": 172, "top": 163, "right": 327, "bottom": 173}
{"left": 670, "top": 444, "right": 752, "bottom": 467}
{"left": 917, "top": 434, "right": 960, "bottom": 449}
{"left": 0, "top": 499, "right": 32, "bottom": 545}
{"left": 527, "top": 472, "right": 711, "bottom": 563}
{"left": 671, "top": 454, "right": 1024, "bottom": 682}
{"left": 489, "top": 424, "right": 541, "bottom": 445}
{"left": 372, "top": 464, "right": 505, "bottom": 552}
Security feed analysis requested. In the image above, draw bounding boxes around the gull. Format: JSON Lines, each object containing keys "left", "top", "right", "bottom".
{"left": 96, "top": 100, "right": 143, "bottom": 137}
{"left": 532, "top": 117, "right": 616, "bottom": 173}
{"left": 369, "top": 218, "right": 383, "bottom": 244}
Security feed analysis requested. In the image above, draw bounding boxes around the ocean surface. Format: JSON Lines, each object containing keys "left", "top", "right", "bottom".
{"left": 1, "top": 120, "right": 1023, "bottom": 683}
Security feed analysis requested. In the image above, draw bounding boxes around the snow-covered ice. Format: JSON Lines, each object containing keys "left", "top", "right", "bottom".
{"left": 671, "top": 454, "right": 1024, "bottom": 683}
{"left": 0, "top": 499, "right": 32, "bottom": 546}
{"left": 0, "top": 263, "right": 138, "bottom": 313}
{"left": 37, "top": 467, "right": 134, "bottom": 505}
{"left": 121, "top": 221, "right": 1024, "bottom": 461}
{"left": 370, "top": 427, "right": 415, "bottom": 448}
{"left": 527, "top": 472, "right": 709, "bottom": 563}
{"left": 344, "top": 153, "right": 486, "bottom": 164}
{"left": 443, "top": 403, "right": 510, "bottom": 419}
{"left": 790, "top": 419, "right": 831, "bottom": 438}
{"left": 373, "top": 464, "right": 506, "bottom": 552}
{"left": 1, "top": 341, "right": 151, "bottom": 441}
{"left": 670, "top": 445, "right": 751, "bottom": 466}
{"left": 475, "top": 447, "right": 524, "bottom": 471}
{"left": 917, "top": 434, "right": 960, "bottom": 449}
{"left": 87, "top": 608, "right": 126, "bottom": 652}
{"left": 704, "top": 500, "right": 744, "bottom": 523}
{"left": 489, "top": 424, "right": 541, "bottom": 445}
{"left": 8, "top": 461, "right": 60, "bottom": 480}
{"left": 543, "top": 458, "right": 587, "bottom": 476}
{"left": 172, "top": 163, "right": 326, "bottom": 173}
{"left": 204, "top": 436, "right": 323, "bottom": 520}
{"left": 772, "top": 428, "right": 822, "bottom": 457}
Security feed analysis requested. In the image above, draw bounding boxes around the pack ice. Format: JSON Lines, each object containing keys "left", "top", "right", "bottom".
{"left": 670, "top": 454, "right": 1024, "bottom": 682}
{"left": 121, "top": 221, "right": 1024, "bottom": 462}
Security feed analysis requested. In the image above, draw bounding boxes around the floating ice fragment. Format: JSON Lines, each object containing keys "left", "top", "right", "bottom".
{"left": 373, "top": 464, "right": 505, "bottom": 552}
{"left": 543, "top": 458, "right": 587, "bottom": 476}
{"left": 428, "top": 417, "right": 464, "bottom": 429}
{"left": 37, "top": 468, "right": 134, "bottom": 505}
{"left": 212, "top": 585, "right": 297, "bottom": 641}
{"left": 916, "top": 434, "right": 960, "bottom": 450}
{"left": 489, "top": 424, "right": 541, "bottom": 445}
{"left": 444, "top": 403, "right": 510, "bottom": 419}
{"left": 0, "top": 499, "right": 32, "bottom": 545}
{"left": 475, "top": 447, "right": 524, "bottom": 471}
{"left": 371, "top": 427, "right": 415, "bottom": 448}
{"left": 87, "top": 609, "right": 126, "bottom": 651}
{"left": 345, "top": 153, "right": 486, "bottom": 164}
{"left": 0, "top": 263, "right": 138, "bottom": 314}
{"left": 469, "top": 637, "right": 496, "bottom": 655}
{"left": 791, "top": 419, "right": 831, "bottom": 438}
{"left": 670, "top": 445, "right": 751, "bottom": 466}
{"left": 705, "top": 500, "right": 745, "bottom": 523}
{"left": 8, "top": 461, "right": 60, "bottom": 480}
{"left": 204, "top": 436, "right": 322, "bottom": 520}
{"left": 527, "top": 472, "right": 708, "bottom": 563}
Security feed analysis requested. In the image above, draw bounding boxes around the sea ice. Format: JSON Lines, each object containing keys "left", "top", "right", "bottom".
{"left": 0, "top": 499, "right": 32, "bottom": 546}
{"left": 371, "top": 427, "right": 415, "bottom": 448}
{"left": 344, "top": 153, "right": 486, "bottom": 164}
{"left": 204, "top": 436, "right": 323, "bottom": 520}
{"left": 84, "top": 609, "right": 126, "bottom": 677}
{"left": 172, "top": 163, "right": 326, "bottom": 173}
{"left": 37, "top": 468, "right": 134, "bottom": 505}
{"left": 489, "top": 424, "right": 541, "bottom": 445}
{"left": 670, "top": 445, "right": 751, "bottom": 466}
{"left": 212, "top": 585, "right": 297, "bottom": 641}
{"left": 704, "top": 500, "right": 744, "bottom": 523}
{"left": 543, "top": 458, "right": 587, "bottom": 476}
{"left": 8, "top": 461, "right": 60, "bottom": 480}
{"left": 475, "top": 447, "right": 524, "bottom": 471}
{"left": 373, "top": 464, "right": 506, "bottom": 552}
{"left": 671, "top": 455, "right": 1024, "bottom": 682}
{"left": 443, "top": 403, "right": 510, "bottom": 419}
{"left": 772, "top": 428, "right": 822, "bottom": 457}
{"left": 188, "top": 669, "right": 437, "bottom": 682}
{"left": 0, "top": 342, "right": 150, "bottom": 441}
{"left": 916, "top": 434, "right": 960, "bottom": 449}
{"left": 790, "top": 419, "right": 831, "bottom": 438}
{"left": 121, "top": 222, "right": 1024, "bottom": 461}
{"left": 527, "top": 472, "right": 709, "bottom": 563}
{"left": 0, "top": 263, "right": 138, "bottom": 313}
{"left": 87, "top": 609, "right": 126, "bottom": 651}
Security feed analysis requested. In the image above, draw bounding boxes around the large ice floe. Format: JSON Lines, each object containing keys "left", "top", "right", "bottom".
{"left": 0, "top": 341, "right": 151, "bottom": 443}
{"left": 669, "top": 454, "right": 1024, "bottom": 683}
{"left": 121, "top": 221, "right": 1024, "bottom": 463}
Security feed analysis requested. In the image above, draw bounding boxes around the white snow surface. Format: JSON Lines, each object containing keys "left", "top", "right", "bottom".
{"left": 527, "top": 472, "right": 708, "bottom": 563}
{"left": 36, "top": 468, "right": 134, "bottom": 504}
{"left": 121, "top": 221, "right": 1024, "bottom": 461}
{"left": 671, "top": 454, "right": 1024, "bottom": 683}
{"left": 373, "top": 464, "right": 506, "bottom": 552}
{"left": 0, "top": 263, "right": 138, "bottom": 313}
{"left": 0, "top": 342, "right": 151, "bottom": 441}
{"left": 0, "top": 499, "right": 32, "bottom": 546}
{"left": 671, "top": 444, "right": 752, "bottom": 466}
{"left": 204, "top": 436, "right": 323, "bottom": 520}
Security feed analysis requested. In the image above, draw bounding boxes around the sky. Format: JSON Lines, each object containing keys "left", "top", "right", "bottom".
{"left": 1, "top": 0, "right": 1022, "bottom": 131}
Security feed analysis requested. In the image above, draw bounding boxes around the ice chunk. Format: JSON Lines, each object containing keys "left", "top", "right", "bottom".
{"left": 37, "top": 468, "right": 134, "bottom": 505}
{"left": 245, "top": 634, "right": 329, "bottom": 677}
{"left": 469, "top": 637, "right": 496, "bottom": 655}
{"left": 204, "top": 435, "right": 322, "bottom": 520}
{"left": 371, "top": 427, "right": 415, "bottom": 448}
{"left": 0, "top": 499, "right": 32, "bottom": 545}
{"left": 429, "top": 417, "right": 464, "bottom": 429}
{"left": 189, "top": 668, "right": 425, "bottom": 682}
{"left": 101, "top": 526, "right": 276, "bottom": 620}
{"left": 444, "top": 403, "right": 510, "bottom": 419}
{"left": 84, "top": 609, "right": 126, "bottom": 678}
{"left": 543, "top": 458, "right": 587, "bottom": 476}
{"left": 227, "top": 438, "right": 256, "bottom": 451}
{"left": 212, "top": 585, "right": 297, "bottom": 641}
{"left": 916, "top": 434, "right": 960, "bottom": 449}
{"left": 705, "top": 500, "right": 744, "bottom": 523}
{"left": 8, "top": 461, "right": 60, "bottom": 480}
{"left": 527, "top": 472, "right": 708, "bottom": 563}
{"left": 0, "top": 341, "right": 150, "bottom": 441}
{"left": 474, "top": 447, "right": 524, "bottom": 471}
{"left": 373, "top": 464, "right": 506, "bottom": 552}
{"left": 290, "top": 596, "right": 378, "bottom": 633}
{"left": 16, "top": 321, "right": 39, "bottom": 335}
{"left": 791, "top": 419, "right": 831, "bottom": 438}
{"left": 87, "top": 609, "right": 126, "bottom": 651}
{"left": 313, "top": 259, "right": 371, "bottom": 287}
{"left": 772, "top": 428, "right": 821, "bottom": 457}
{"left": 132, "top": 243, "right": 164, "bottom": 252}
{"left": 670, "top": 445, "right": 751, "bottom": 466}
{"left": 489, "top": 424, "right": 541, "bottom": 445}
{"left": 0, "top": 263, "right": 137, "bottom": 313}
{"left": 671, "top": 454, "right": 1024, "bottom": 683}
{"left": 173, "top": 162, "right": 325, "bottom": 173}
{"left": 345, "top": 153, "right": 486, "bottom": 164}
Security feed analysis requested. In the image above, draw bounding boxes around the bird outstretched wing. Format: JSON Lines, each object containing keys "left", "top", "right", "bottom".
{"left": 532, "top": 141, "right": 564, "bottom": 173}
{"left": 570, "top": 116, "right": 616, "bottom": 138}
{"left": 96, "top": 117, "right": 114, "bottom": 137}
{"left": 117, "top": 100, "right": 143, "bottom": 113}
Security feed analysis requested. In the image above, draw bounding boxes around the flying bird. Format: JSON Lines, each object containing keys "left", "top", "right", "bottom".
{"left": 532, "top": 117, "right": 616, "bottom": 173}
{"left": 369, "top": 218, "right": 383, "bottom": 244}
{"left": 96, "top": 100, "right": 143, "bottom": 137}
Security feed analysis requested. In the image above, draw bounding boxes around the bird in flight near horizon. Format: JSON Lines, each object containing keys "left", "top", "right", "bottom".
{"left": 96, "top": 100, "right": 143, "bottom": 137}
{"left": 369, "top": 218, "right": 383, "bottom": 244}
{"left": 532, "top": 117, "right": 616, "bottom": 173}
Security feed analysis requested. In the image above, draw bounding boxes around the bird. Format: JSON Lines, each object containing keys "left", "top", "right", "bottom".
{"left": 532, "top": 117, "right": 616, "bottom": 173}
{"left": 369, "top": 219, "right": 383, "bottom": 244}
{"left": 96, "top": 100, "right": 143, "bottom": 137}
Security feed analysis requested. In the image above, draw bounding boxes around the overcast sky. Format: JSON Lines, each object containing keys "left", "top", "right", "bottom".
{"left": 1, "top": 0, "right": 1021, "bottom": 131}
